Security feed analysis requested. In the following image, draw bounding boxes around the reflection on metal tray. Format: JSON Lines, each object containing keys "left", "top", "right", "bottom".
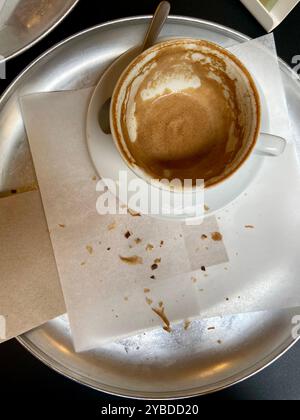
{"left": 0, "top": 0, "right": 79, "bottom": 61}
{"left": 1, "top": 16, "right": 300, "bottom": 399}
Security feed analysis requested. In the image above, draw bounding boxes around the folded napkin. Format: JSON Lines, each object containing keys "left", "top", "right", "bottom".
{"left": 0, "top": 190, "right": 65, "bottom": 342}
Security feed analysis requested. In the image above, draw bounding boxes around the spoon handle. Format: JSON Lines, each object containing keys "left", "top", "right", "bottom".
{"left": 142, "top": 1, "right": 171, "bottom": 52}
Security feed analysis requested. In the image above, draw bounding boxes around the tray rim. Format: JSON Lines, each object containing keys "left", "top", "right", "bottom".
{"left": 18, "top": 332, "right": 299, "bottom": 400}
{"left": 1, "top": 14, "right": 299, "bottom": 399}
{"left": 0, "top": 0, "right": 80, "bottom": 62}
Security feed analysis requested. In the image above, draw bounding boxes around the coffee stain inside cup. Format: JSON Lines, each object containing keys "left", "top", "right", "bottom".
{"left": 112, "top": 39, "right": 260, "bottom": 188}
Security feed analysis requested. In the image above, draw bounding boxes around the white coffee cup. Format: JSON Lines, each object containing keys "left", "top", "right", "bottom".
{"left": 110, "top": 38, "right": 286, "bottom": 192}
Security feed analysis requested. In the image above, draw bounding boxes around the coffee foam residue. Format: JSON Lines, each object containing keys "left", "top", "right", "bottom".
{"left": 112, "top": 39, "right": 260, "bottom": 187}
{"left": 140, "top": 63, "right": 201, "bottom": 102}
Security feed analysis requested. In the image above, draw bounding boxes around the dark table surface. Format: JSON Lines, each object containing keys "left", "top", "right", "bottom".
{"left": 1, "top": 0, "right": 300, "bottom": 403}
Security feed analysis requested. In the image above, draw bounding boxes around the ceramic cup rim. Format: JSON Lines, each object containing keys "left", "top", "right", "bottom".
{"left": 110, "top": 38, "right": 262, "bottom": 192}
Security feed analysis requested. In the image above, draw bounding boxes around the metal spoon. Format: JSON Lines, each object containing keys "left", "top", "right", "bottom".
{"left": 98, "top": 1, "right": 171, "bottom": 134}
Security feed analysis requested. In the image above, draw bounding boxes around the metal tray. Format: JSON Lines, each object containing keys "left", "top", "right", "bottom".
{"left": 0, "top": 0, "right": 79, "bottom": 61}
{"left": 1, "top": 16, "right": 300, "bottom": 399}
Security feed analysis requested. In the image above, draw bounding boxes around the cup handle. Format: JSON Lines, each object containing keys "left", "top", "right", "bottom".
{"left": 255, "top": 133, "right": 287, "bottom": 156}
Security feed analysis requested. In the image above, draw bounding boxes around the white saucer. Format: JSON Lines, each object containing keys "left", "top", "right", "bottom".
{"left": 86, "top": 45, "right": 270, "bottom": 219}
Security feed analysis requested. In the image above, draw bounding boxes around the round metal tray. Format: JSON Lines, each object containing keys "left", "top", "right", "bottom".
{"left": 0, "top": 0, "right": 79, "bottom": 61}
{"left": 1, "top": 16, "right": 300, "bottom": 399}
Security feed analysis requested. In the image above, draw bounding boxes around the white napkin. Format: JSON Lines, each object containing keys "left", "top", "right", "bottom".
{"left": 21, "top": 88, "right": 228, "bottom": 352}
{"left": 229, "top": 34, "right": 292, "bottom": 141}
{"left": 196, "top": 34, "right": 300, "bottom": 319}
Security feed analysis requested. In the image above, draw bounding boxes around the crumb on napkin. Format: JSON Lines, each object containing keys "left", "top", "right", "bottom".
{"left": 119, "top": 255, "right": 143, "bottom": 265}
{"left": 152, "top": 304, "right": 171, "bottom": 333}
{"left": 128, "top": 208, "right": 141, "bottom": 217}
{"left": 124, "top": 231, "right": 132, "bottom": 239}
{"left": 211, "top": 232, "right": 223, "bottom": 242}
{"left": 146, "top": 297, "right": 153, "bottom": 306}
{"left": 86, "top": 245, "right": 93, "bottom": 255}
{"left": 108, "top": 221, "right": 117, "bottom": 231}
